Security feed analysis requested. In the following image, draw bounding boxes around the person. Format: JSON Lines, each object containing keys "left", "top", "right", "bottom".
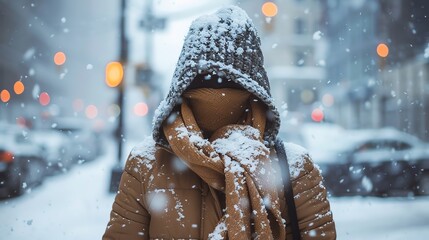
{"left": 103, "top": 5, "right": 336, "bottom": 240}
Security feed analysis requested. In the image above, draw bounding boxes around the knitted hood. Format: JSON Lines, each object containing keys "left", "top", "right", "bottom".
{"left": 152, "top": 5, "right": 280, "bottom": 148}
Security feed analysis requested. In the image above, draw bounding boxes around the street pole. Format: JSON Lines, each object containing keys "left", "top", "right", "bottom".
{"left": 137, "top": 0, "right": 167, "bottom": 122}
{"left": 109, "top": 0, "right": 128, "bottom": 193}
{"left": 144, "top": 0, "right": 153, "bottom": 67}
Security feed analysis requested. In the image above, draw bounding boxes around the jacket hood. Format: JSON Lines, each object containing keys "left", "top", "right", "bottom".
{"left": 152, "top": 5, "right": 280, "bottom": 148}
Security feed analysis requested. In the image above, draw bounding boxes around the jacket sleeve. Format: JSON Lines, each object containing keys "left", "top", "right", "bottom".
{"left": 288, "top": 154, "right": 337, "bottom": 240}
{"left": 103, "top": 155, "right": 150, "bottom": 240}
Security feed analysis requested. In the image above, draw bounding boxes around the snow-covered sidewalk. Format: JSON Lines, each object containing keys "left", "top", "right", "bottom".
{"left": 331, "top": 196, "right": 429, "bottom": 239}
{"left": 1, "top": 137, "right": 429, "bottom": 239}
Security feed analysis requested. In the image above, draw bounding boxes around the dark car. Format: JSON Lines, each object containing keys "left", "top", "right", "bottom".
{"left": 309, "top": 128, "right": 429, "bottom": 197}
{"left": 0, "top": 123, "right": 46, "bottom": 198}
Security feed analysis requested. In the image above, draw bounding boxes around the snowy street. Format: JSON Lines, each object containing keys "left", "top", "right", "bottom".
{"left": 330, "top": 197, "right": 429, "bottom": 239}
{"left": 1, "top": 138, "right": 428, "bottom": 239}
{"left": 0, "top": 139, "right": 118, "bottom": 240}
{"left": 1, "top": 0, "right": 429, "bottom": 239}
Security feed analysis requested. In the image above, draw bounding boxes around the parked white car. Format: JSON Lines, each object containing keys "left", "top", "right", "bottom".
{"left": 30, "top": 129, "right": 75, "bottom": 174}
{"left": 51, "top": 118, "right": 102, "bottom": 163}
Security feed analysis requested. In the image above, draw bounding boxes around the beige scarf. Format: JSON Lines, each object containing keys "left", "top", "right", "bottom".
{"left": 163, "top": 88, "right": 286, "bottom": 239}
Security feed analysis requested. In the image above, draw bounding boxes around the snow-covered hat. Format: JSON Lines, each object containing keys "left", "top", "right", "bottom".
{"left": 152, "top": 5, "right": 280, "bottom": 147}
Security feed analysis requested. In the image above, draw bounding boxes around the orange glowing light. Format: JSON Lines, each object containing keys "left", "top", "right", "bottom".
{"left": 134, "top": 102, "right": 149, "bottom": 116}
{"left": 262, "top": 2, "right": 278, "bottom": 17}
{"left": 1, "top": 90, "right": 11, "bottom": 103}
{"left": 105, "top": 62, "right": 123, "bottom": 87}
{"left": 0, "top": 151, "right": 14, "bottom": 163}
{"left": 14, "top": 81, "right": 25, "bottom": 95}
{"left": 311, "top": 108, "right": 324, "bottom": 122}
{"left": 377, "top": 43, "right": 389, "bottom": 58}
{"left": 54, "top": 51, "right": 67, "bottom": 65}
{"left": 39, "top": 92, "right": 50, "bottom": 106}
{"left": 86, "top": 105, "right": 98, "bottom": 119}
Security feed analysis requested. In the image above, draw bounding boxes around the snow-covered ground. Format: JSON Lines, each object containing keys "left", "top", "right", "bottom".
{"left": 331, "top": 197, "right": 429, "bottom": 239}
{"left": 1, "top": 138, "right": 428, "bottom": 239}
{"left": 0, "top": 139, "right": 117, "bottom": 240}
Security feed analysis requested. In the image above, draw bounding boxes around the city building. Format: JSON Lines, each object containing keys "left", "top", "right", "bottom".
{"left": 0, "top": 1, "right": 118, "bottom": 126}
{"left": 321, "top": 0, "right": 429, "bottom": 140}
{"left": 238, "top": 0, "right": 327, "bottom": 123}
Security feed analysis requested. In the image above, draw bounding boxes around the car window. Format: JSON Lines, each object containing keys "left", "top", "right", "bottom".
{"left": 390, "top": 140, "right": 412, "bottom": 150}
{"left": 355, "top": 141, "right": 379, "bottom": 152}
{"left": 355, "top": 140, "right": 412, "bottom": 153}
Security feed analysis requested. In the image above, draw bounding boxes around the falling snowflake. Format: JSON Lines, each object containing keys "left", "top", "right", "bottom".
{"left": 32, "top": 84, "right": 40, "bottom": 99}
{"left": 361, "top": 176, "right": 373, "bottom": 192}
{"left": 313, "top": 31, "right": 323, "bottom": 40}
{"left": 424, "top": 43, "right": 429, "bottom": 58}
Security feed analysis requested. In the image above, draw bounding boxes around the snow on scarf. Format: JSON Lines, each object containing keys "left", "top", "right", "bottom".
{"left": 163, "top": 88, "right": 286, "bottom": 239}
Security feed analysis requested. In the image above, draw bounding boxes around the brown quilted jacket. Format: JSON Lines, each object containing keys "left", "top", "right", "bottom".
{"left": 103, "top": 139, "right": 336, "bottom": 239}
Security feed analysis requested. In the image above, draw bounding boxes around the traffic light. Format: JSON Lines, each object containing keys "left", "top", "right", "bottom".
{"left": 105, "top": 61, "right": 124, "bottom": 87}
{"left": 377, "top": 43, "right": 389, "bottom": 58}
{"left": 262, "top": 2, "right": 278, "bottom": 32}
{"left": 262, "top": 2, "right": 278, "bottom": 17}
{"left": 377, "top": 43, "right": 389, "bottom": 70}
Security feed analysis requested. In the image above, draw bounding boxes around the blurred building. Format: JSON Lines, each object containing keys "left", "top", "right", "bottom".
{"left": 321, "top": 0, "right": 429, "bottom": 140}
{"left": 0, "top": 1, "right": 64, "bottom": 121}
{"left": 238, "top": 0, "right": 327, "bottom": 122}
{"left": 320, "top": 0, "right": 379, "bottom": 128}
{"left": 378, "top": 55, "right": 429, "bottom": 140}
{"left": 0, "top": 0, "right": 118, "bottom": 130}
{"left": 376, "top": 0, "right": 429, "bottom": 140}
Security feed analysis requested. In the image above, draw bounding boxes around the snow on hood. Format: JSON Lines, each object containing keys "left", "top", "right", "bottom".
{"left": 152, "top": 5, "right": 280, "bottom": 149}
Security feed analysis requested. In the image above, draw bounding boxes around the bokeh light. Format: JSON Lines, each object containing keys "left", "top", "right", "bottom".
{"left": 1, "top": 90, "right": 11, "bottom": 103}
{"left": 39, "top": 92, "right": 51, "bottom": 106}
{"left": 322, "top": 93, "right": 335, "bottom": 107}
{"left": 54, "top": 51, "right": 67, "bottom": 65}
{"left": 16, "top": 117, "right": 27, "bottom": 127}
{"left": 377, "top": 43, "right": 389, "bottom": 58}
{"left": 107, "top": 104, "right": 121, "bottom": 118}
{"left": 134, "top": 102, "right": 149, "bottom": 116}
{"left": 14, "top": 81, "right": 25, "bottom": 95}
{"left": 311, "top": 108, "right": 324, "bottom": 122}
{"left": 262, "top": 2, "right": 278, "bottom": 17}
{"left": 86, "top": 105, "right": 98, "bottom": 119}
{"left": 105, "top": 62, "right": 123, "bottom": 87}
{"left": 300, "top": 89, "right": 315, "bottom": 104}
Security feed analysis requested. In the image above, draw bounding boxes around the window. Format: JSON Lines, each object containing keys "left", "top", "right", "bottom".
{"left": 295, "top": 51, "right": 306, "bottom": 66}
{"left": 390, "top": 141, "right": 412, "bottom": 151}
{"left": 294, "top": 18, "right": 306, "bottom": 34}
{"left": 356, "top": 140, "right": 412, "bottom": 153}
